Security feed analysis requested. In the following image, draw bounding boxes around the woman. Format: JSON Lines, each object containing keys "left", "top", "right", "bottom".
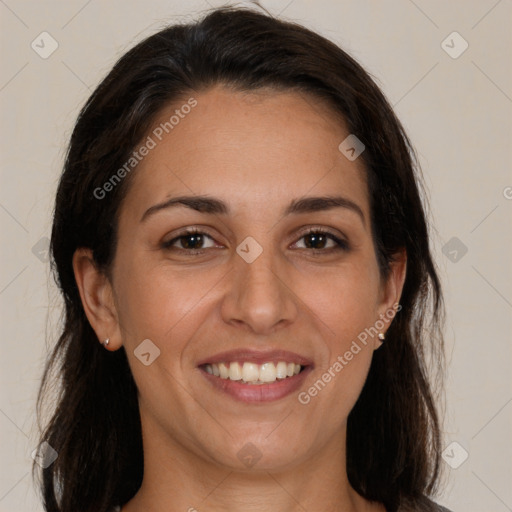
{"left": 33, "top": 5, "right": 451, "bottom": 512}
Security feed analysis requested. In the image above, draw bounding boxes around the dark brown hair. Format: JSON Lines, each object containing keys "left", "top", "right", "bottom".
{"left": 33, "top": 5, "right": 446, "bottom": 512}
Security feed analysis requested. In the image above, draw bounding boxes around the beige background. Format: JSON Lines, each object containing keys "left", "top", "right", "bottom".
{"left": 1, "top": 1, "right": 511, "bottom": 511}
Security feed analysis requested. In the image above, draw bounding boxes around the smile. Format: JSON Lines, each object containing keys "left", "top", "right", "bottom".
{"left": 202, "top": 361, "right": 303, "bottom": 385}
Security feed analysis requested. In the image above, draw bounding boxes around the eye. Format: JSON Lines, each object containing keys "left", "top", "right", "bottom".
{"left": 292, "top": 228, "right": 349, "bottom": 253}
{"left": 162, "top": 227, "right": 349, "bottom": 255}
{"left": 162, "top": 228, "right": 217, "bottom": 253}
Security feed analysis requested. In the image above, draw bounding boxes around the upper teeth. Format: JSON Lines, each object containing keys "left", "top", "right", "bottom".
{"left": 204, "top": 361, "right": 302, "bottom": 384}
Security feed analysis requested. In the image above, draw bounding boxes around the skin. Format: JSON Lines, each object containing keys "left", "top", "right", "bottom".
{"left": 74, "top": 85, "right": 406, "bottom": 512}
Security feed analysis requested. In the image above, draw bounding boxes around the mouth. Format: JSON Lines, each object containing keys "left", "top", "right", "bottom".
{"left": 200, "top": 361, "right": 306, "bottom": 385}
{"left": 197, "top": 349, "right": 313, "bottom": 403}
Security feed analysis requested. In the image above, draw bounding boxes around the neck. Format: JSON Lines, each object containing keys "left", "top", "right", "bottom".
{"left": 121, "top": 406, "right": 383, "bottom": 512}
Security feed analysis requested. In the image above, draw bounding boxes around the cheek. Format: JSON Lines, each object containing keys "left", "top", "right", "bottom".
{"left": 302, "top": 257, "right": 382, "bottom": 340}
{"left": 299, "top": 257, "right": 380, "bottom": 408}
{"left": 112, "top": 252, "right": 221, "bottom": 350}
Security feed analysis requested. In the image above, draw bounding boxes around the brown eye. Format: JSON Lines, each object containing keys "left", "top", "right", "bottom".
{"left": 162, "top": 229, "right": 217, "bottom": 252}
{"left": 293, "top": 229, "right": 349, "bottom": 252}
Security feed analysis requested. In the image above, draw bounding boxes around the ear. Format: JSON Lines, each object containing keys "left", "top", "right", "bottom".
{"left": 375, "top": 248, "right": 407, "bottom": 349}
{"left": 72, "top": 248, "right": 121, "bottom": 350}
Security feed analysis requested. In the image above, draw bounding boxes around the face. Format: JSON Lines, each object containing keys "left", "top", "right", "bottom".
{"left": 77, "top": 85, "right": 405, "bottom": 472}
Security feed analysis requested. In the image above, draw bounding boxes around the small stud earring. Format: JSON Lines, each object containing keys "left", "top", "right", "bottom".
{"left": 102, "top": 338, "right": 110, "bottom": 348}
{"left": 378, "top": 332, "right": 385, "bottom": 341}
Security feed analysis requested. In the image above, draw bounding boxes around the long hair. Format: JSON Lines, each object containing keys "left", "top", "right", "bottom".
{"left": 33, "top": 6, "right": 446, "bottom": 512}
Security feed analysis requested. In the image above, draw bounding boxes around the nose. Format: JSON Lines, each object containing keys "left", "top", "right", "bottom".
{"left": 220, "top": 243, "right": 298, "bottom": 335}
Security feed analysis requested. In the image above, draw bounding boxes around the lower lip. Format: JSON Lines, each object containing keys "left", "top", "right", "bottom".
{"left": 199, "top": 366, "right": 313, "bottom": 403}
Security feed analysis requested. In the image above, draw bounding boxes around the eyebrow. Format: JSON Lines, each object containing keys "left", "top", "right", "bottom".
{"left": 140, "top": 194, "right": 366, "bottom": 227}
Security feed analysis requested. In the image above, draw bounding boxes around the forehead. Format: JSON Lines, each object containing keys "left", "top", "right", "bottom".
{"left": 121, "top": 86, "right": 369, "bottom": 220}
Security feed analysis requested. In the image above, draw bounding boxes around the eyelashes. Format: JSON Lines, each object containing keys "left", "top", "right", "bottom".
{"left": 294, "top": 227, "right": 349, "bottom": 252}
{"left": 161, "top": 228, "right": 218, "bottom": 253}
{"left": 161, "top": 227, "right": 350, "bottom": 255}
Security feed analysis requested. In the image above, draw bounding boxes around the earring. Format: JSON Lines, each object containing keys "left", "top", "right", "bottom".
{"left": 376, "top": 332, "right": 385, "bottom": 349}
{"left": 102, "top": 338, "right": 110, "bottom": 348}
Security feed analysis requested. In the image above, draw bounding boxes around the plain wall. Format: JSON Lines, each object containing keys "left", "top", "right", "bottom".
{"left": 0, "top": 1, "right": 511, "bottom": 510}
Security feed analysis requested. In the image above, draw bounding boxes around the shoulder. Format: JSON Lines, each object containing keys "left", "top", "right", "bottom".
{"left": 397, "top": 498, "right": 453, "bottom": 512}
{"left": 424, "top": 504, "right": 452, "bottom": 512}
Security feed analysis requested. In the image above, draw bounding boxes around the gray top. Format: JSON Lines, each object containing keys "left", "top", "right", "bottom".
{"left": 109, "top": 502, "right": 452, "bottom": 511}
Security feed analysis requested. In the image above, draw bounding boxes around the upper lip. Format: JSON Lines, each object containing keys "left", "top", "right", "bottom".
{"left": 196, "top": 349, "right": 314, "bottom": 367}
